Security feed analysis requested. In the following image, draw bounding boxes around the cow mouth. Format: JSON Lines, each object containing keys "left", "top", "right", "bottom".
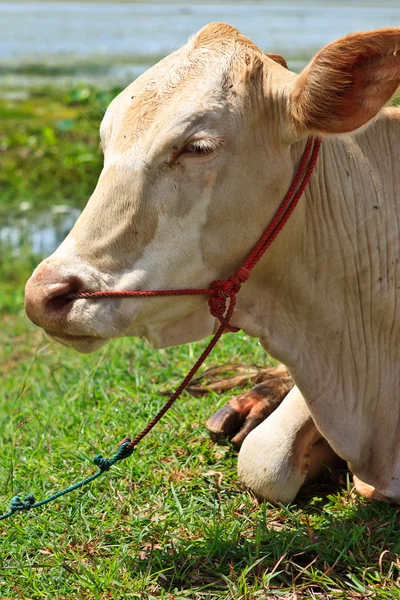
{"left": 48, "top": 333, "right": 100, "bottom": 342}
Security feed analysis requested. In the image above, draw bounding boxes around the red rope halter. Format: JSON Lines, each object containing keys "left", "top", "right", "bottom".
{"left": 68, "top": 136, "right": 321, "bottom": 452}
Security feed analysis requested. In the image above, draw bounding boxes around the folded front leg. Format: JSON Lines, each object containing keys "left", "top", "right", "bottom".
{"left": 237, "top": 386, "right": 340, "bottom": 504}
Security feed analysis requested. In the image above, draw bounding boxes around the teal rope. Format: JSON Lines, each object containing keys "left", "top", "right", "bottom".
{"left": 0, "top": 438, "right": 134, "bottom": 521}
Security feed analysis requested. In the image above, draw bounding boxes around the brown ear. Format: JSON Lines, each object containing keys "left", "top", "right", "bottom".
{"left": 266, "top": 53, "right": 288, "bottom": 70}
{"left": 291, "top": 28, "right": 400, "bottom": 134}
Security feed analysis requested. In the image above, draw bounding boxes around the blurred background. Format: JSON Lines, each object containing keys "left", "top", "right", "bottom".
{"left": 1, "top": 0, "right": 400, "bottom": 311}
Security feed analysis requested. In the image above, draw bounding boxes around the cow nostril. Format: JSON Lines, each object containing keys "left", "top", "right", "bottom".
{"left": 44, "top": 276, "right": 83, "bottom": 314}
{"left": 47, "top": 295, "right": 73, "bottom": 313}
{"left": 25, "top": 269, "right": 87, "bottom": 328}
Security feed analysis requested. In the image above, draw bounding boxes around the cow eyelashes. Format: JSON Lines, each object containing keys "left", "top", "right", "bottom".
{"left": 180, "top": 137, "right": 223, "bottom": 157}
{"left": 167, "top": 136, "right": 224, "bottom": 165}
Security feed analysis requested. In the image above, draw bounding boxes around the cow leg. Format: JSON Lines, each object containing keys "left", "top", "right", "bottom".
{"left": 237, "top": 386, "right": 341, "bottom": 504}
{"left": 206, "top": 365, "right": 294, "bottom": 448}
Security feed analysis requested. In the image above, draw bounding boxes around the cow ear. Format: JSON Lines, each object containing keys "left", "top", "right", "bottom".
{"left": 290, "top": 28, "right": 400, "bottom": 135}
{"left": 265, "top": 53, "right": 288, "bottom": 70}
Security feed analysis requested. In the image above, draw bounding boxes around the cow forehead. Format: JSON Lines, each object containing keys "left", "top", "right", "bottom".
{"left": 101, "top": 26, "right": 261, "bottom": 154}
{"left": 101, "top": 67, "right": 229, "bottom": 155}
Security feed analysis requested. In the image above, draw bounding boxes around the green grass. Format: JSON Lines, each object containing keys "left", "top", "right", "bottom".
{"left": 1, "top": 316, "right": 400, "bottom": 599}
{"left": 0, "top": 86, "right": 120, "bottom": 218}
{"left": 1, "top": 87, "right": 400, "bottom": 599}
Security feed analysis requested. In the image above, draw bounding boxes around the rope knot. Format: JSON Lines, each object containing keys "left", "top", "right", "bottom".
{"left": 208, "top": 272, "right": 247, "bottom": 333}
{"left": 10, "top": 493, "right": 35, "bottom": 513}
{"left": 93, "top": 455, "right": 111, "bottom": 472}
{"left": 208, "top": 269, "right": 248, "bottom": 325}
{"left": 93, "top": 439, "right": 134, "bottom": 474}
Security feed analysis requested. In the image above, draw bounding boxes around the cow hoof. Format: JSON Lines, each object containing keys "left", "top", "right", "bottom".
{"left": 205, "top": 404, "right": 242, "bottom": 443}
{"left": 205, "top": 375, "right": 294, "bottom": 449}
{"left": 353, "top": 475, "right": 392, "bottom": 503}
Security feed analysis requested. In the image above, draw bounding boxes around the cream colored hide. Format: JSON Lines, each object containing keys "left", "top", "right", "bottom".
{"left": 25, "top": 24, "right": 400, "bottom": 504}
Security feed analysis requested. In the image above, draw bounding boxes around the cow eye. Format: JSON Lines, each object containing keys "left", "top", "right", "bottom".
{"left": 180, "top": 138, "right": 221, "bottom": 156}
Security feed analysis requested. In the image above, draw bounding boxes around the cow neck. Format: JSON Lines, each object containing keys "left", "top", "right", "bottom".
{"left": 67, "top": 136, "right": 322, "bottom": 455}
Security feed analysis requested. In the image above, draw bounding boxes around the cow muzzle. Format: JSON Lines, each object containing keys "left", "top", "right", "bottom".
{"left": 25, "top": 261, "right": 85, "bottom": 331}
{"left": 24, "top": 258, "right": 117, "bottom": 353}
{"left": 24, "top": 257, "right": 183, "bottom": 353}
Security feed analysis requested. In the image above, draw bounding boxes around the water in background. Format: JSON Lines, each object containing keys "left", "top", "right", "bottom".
{"left": 1, "top": 1, "right": 399, "bottom": 255}
{"left": 1, "top": 1, "right": 400, "bottom": 87}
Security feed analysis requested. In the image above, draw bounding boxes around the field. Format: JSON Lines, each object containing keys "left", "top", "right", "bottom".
{"left": 1, "top": 87, "right": 400, "bottom": 599}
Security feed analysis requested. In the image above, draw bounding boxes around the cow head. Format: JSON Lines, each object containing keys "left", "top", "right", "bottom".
{"left": 25, "top": 24, "right": 400, "bottom": 353}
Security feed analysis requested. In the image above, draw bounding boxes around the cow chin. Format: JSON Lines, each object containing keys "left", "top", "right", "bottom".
{"left": 47, "top": 332, "right": 110, "bottom": 354}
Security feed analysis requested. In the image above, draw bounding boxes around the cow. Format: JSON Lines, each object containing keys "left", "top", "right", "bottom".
{"left": 24, "top": 23, "right": 400, "bottom": 504}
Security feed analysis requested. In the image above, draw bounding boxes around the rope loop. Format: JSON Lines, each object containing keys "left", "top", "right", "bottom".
{"left": 115, "top": 438, "right": 135, "bottom": 461}
{"left": 10, "top": 493, "right": 35, "bottom": 513}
